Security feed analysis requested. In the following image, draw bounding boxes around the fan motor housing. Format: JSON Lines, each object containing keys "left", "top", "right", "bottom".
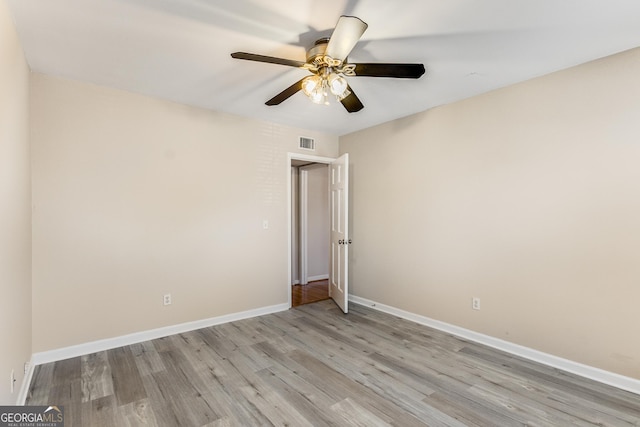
{"left": 306, "top": 38, "right": 330, "bottom": 64}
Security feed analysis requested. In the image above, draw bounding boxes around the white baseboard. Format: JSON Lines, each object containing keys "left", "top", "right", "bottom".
{"left": 31, "top": 303, "right": 289, "bottom": 367}
{"left": 294, "top": 274, "right": 328, "bottom": 286}
{"left": 349, "top": 295, "right": 640, "bottom": 396}
{"left": 27, "top": 296, "right": 640, "bottom": 399}
{"left": 16, "top": 356, "right": 35, "bottom": 405}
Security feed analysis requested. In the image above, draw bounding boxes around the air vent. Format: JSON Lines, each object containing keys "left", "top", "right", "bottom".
{"left": 299, "top": 136, "right": 315, "bottom": 151}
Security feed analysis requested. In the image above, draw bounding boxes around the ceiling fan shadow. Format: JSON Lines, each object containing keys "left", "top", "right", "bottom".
{"left": 295, "top": 28, "right": 334, "bottom": 52}
{"left": 116, "top": 0, "right": 311, "bottom": 43}
{"left": 352, "top": 28, "right": 572, "bottom": 63}
{"left": 215, "top": 67, "right": 308, "bottom": 106}
{"left": 341, "top": 0, "right": 362, "bottom": 17}
{"left": 294, "top": 0, "right": 364, "bottom": 49}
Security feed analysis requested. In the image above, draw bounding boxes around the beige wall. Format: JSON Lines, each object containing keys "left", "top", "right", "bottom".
{"left": 30, "top": 73, "right": 338, "bottom": 352}
{"left": 340, "top": 47, "right": 640, "bottom": 380}
{"left": 0, "top": 0, "right": 32, "bottom": 404}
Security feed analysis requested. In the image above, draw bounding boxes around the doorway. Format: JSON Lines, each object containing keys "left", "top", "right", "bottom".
{"left": 287, "top": 152, "right": 350, "bottom": 313}
{"left": 287, "top": 153, "right": 335, "bottom": 308}
{"left": 291, "top": 161, "right": 329, "bottom": 305}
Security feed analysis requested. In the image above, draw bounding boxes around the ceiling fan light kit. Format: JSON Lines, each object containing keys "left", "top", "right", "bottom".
{"left": 231, "top": 15, "right": 425, "bottom": 113}
{"left": 302, "top": 70, "right": 350, "bottom": 105}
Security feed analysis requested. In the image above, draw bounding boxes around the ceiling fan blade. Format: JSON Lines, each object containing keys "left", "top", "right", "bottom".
{"left": 231, "top": 52, "right": 306, "bottom": 68}
{"left": 265, "top": 78, "right": 305, "bottom": 106}
{"left": 353, "top": 63, "right": 426, "bottom": 78}
{"left": 325, "top": 16, "right": 368, "bottom": 61}
{"left": 340, "top": 85, "right": 364, "bottom": 113}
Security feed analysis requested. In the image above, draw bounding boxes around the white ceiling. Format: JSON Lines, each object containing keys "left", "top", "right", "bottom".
{"left": 7, "top": 0, "right": 640, "bottom": 136}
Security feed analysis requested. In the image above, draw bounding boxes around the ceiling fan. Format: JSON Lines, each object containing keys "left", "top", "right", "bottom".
{"left": 231, "top": 16, "right": 425, "bottom": 113}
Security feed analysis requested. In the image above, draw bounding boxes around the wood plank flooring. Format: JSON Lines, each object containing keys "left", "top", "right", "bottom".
{"left": 292, "top": 279, "right": 329, "bottom": 307}
{"left": 27, "top": 300, "right": 640, "bottom": 426}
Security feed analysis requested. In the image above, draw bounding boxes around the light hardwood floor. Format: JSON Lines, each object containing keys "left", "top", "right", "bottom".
{"left": 27, "top": 300, "right": 640, "bottom": 426}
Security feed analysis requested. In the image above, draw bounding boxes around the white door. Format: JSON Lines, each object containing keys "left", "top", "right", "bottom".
{"left": 330, "top": 153, "right": 349, "bottom": 313}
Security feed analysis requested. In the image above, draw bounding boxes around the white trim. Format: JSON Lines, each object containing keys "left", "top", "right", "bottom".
{"left": 293, "top": 275, "right": 328, "bottom": 285}
{"left": 350, "top": 295, "right": 640, "bottom": 396}
{"left": 299, "top": 167, "right": 309, "bottom": 285}
{"left": 287, "top": 152, "right": 336, "bottom": 309}
{"left": 17, "top": 356, "right": 35, "bottom": 405}
{"left": 32, "top": 303, "right": 289, "bottom": 366}
{"left": 288, "top": 153, "right": 336, "bottom": 164}
{"left": 290, "top": 166, "right": 299, "bottom": 286}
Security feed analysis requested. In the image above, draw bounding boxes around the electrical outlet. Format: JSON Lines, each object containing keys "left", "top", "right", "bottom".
{"left": 472, "top": 297, "right": 481, "bottom": 310}
{"left": 263, "top": 219, "right": 269, "bottom": 229}
{"left": 10, "top": 369, "right": 15, "bottom": 394}
{"left": 163, "top": 294, "right": 172, "bottom": 306}
{"left": 24, "top": 362, "right": 29, "bottom": 375}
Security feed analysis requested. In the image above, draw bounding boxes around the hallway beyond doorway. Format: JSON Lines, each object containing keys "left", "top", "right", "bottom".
{"left": 292, "top": 279, "right": 329, "bottom": 307}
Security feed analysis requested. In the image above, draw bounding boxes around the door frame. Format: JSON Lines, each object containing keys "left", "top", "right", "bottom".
{"left": 287, "top": 152, "right": 337, "bottom": 308}
{"left": 299, "top": 166, "right": 309, "bottom": 285}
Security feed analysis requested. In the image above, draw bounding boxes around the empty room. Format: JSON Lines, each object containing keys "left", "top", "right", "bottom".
{"left": 1, "top": 0, "right": 640, "bottom": 425}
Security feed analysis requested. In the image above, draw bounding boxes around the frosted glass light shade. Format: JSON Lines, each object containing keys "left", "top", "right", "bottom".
{"left": 328, "top": 73, "right": 348, "bottom": 97}
{"left": 302, "top": 75, "right": 322, "bottom": 96}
